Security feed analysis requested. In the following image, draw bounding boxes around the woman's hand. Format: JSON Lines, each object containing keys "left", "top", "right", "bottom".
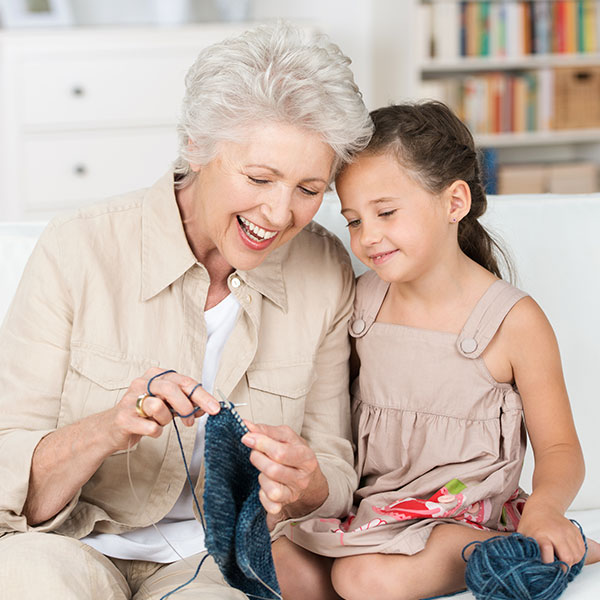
{"left": 106, "top": 368, "right": 221, "bottom": 453}
{"left": 517, "top": 498, "right": 586, "bottom": 566}
{"left": 241, "top": 422, "right": 329, "bottom": 529}
{"left": 23, "top": 368, "right": 221, "bottom": 525}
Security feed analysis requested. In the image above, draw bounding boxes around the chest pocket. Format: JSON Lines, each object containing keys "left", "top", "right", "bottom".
{"left": 59, "top": 345, "right": 159, "bottom": 428}
{"left": 246, "top": 364, "right": 316, "bottom": 433}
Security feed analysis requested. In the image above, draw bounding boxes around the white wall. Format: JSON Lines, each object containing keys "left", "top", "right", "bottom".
{"left": 68, "top": 0, "right": 409, "bottom": 109}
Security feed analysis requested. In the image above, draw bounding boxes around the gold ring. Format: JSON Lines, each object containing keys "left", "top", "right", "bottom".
{"left": 135, "top": 393, "right": 151, "bottom": 419}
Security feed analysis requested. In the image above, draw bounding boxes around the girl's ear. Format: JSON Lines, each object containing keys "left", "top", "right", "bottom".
{"left": 447, "top": 180, "right": 471, "bottom": 224}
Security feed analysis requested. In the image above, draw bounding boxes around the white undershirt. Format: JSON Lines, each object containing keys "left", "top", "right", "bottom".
{"left": 82, "top": 292, "right": 241, "bottom": 562}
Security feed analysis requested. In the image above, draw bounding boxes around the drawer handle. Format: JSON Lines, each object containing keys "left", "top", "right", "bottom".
{"left": 71, "top": 85, "right": 85, "bottom": 97}
{"left": 73, "top": 164, "right": 88, "bottom": 176}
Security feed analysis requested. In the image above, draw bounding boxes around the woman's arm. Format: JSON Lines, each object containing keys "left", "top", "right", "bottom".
{"left": 503, "top": 296, "right": 586, "bottom": 565}
{"left": 23, "top": 371, "right": 220, "bottom": 525}
{"left": 1, "top": 223, "right": 219, "bottom": 528}
{"left": 242, "top": 250, "right": 357, "bottom": 528}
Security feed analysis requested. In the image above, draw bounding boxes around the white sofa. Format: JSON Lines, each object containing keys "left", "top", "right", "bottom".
{"left": 1, "top": 192, "right": 600, "bottom": 597}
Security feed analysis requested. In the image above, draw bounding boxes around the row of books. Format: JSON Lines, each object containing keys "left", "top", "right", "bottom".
{"left": 420, "top": 70, "right": 554, "bottom": 135}
{"left": 422, "top": 1, "right": 600, "bottom": 60}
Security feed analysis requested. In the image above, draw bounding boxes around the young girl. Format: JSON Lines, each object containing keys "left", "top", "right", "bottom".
{"left": 272, "top": 101, "right": 600, "bottom": 600}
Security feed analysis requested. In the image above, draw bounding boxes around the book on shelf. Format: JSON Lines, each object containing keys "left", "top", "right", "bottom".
{"left": 420, "top": 63, "right": 600, "bottom": 135}
{"left": 424, "top": 0, "right": 600, "bottom": 61}
{"left": 420, "top": 69, "right": 551, "bottom": 135}
{"left": 534, "top": 0, "right": 552, "bottom": 54}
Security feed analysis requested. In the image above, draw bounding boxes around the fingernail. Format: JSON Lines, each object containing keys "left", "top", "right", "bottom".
{"left": 208, "top": 401, "right": 220, "bottom": 413}
{"left": 242, "top": 435, "right": 255, "bottom": 447}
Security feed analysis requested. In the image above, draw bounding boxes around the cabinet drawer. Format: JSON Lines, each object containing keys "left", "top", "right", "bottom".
{"left": 21, "top": 129, "right": 179, "bottom": 210}
{"left": 19, "top": 52, "right": 196, "bottom": 127}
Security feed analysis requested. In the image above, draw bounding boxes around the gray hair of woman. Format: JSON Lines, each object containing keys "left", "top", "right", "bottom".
{"left": 174, "top": 21, "right": 373, "bottom": 187}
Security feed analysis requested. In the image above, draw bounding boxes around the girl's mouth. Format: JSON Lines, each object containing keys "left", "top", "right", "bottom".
{"left": 369, "top": 249, "right": 398, "bottom": 265}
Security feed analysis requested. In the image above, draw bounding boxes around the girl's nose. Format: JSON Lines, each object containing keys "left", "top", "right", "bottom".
{"left": 360, "top": 221, "right": 382, "bottom": 246}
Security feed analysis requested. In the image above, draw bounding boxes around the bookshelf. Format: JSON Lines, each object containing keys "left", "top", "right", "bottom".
{"left": 410, "top": 0, "right": 600, "bottom": 192}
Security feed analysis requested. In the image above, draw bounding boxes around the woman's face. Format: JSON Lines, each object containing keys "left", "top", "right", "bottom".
{"left": 183, "top": 121, "right": 335, "bottom": 271}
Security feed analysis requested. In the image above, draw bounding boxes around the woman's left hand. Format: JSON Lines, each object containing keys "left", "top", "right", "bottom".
{"left": 241, "top": 421, "right": 329, "bottom": 529}
{"left": 517, "top": 500, "right": 586, "bottom": 566}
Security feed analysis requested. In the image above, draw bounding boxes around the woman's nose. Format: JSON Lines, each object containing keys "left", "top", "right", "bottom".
{"left": 261, "top": 187, "right": 293, "bottom": 228}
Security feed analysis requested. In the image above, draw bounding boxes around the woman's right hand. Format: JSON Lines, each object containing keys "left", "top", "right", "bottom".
{"left": 24, "top": 368, "right": 221, "bottom": 525}
{"left": 106, "top": 368, "right": 222, "bottom": 452}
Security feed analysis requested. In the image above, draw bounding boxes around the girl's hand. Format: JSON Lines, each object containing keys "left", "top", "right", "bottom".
{"left": 106, "top": 367, "right": 221, "bottom": 452}
{"left": 517, "top": 500, "right": 586, "bottom": 566}
{"left": 241, "top": 421, "right": 329, "bottom": 530}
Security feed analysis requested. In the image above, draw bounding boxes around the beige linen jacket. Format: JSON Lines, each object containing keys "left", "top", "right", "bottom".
{"left": 0, "top": 172, "right": 356, "bottom": 538}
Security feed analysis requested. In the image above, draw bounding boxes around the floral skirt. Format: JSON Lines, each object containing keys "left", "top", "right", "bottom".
{"left": 284, "top": 479, "right": 527, "bottom": 558}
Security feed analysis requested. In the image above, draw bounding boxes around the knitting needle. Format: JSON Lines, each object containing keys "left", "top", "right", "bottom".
{"left": 216, "top": 388, "right": 247, "bottom": 408}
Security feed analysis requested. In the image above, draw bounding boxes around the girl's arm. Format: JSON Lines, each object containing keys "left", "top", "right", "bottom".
{"left": 503, "top": 296, "right": 586, "bottom": 566}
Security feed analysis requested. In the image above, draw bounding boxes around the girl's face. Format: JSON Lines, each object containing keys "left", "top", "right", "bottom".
{"left": 337, "top": 152, "right": 451, "bottom": 284}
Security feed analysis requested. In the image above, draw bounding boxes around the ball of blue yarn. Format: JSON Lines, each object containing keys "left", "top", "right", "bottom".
{"left": 464, "top": 523, "right": 587, "bottom": 600}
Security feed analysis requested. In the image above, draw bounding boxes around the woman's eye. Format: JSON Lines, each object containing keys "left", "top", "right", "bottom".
{"left": 299, "top": 186, "right": 319, "bottom": 196}
{"left": 379, "top": 210, "right": 396, "bottom": 218}
{"left": 346, "top": 219, "right": 361, "bottom": 229}
{"left": 248, "top": 176, "right": 270, "bottom": 184}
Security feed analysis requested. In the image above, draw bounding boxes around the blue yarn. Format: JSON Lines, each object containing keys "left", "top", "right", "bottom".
{"left": 159, "top": 553, "right": 210, "bottom": 600}
{"left": 463, "top": 522, "right": 587, "bottom": 600}
{"left": 146, "top": 369, "right": 177, "bottom": 395}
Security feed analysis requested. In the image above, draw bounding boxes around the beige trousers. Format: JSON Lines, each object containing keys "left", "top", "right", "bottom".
{"left": 0, "top": 532, "right": 248, "bottom": 600}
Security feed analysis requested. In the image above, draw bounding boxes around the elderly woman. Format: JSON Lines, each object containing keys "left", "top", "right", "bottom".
{"left": 0, "top": 23, "right": 372, "bottom": 599}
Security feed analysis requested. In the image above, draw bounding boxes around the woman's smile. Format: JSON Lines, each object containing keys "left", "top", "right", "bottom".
{"left": 236, "top": 215, "right": 279, "bottom": 250}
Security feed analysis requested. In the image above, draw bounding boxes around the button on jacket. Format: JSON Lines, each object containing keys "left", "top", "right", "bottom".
{"left": 0, "top": 172, "right": 357, "bottom": 538}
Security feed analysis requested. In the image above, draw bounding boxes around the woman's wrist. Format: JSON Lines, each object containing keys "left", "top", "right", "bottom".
{"left": 282, "top": 467, "right": 329, "bottom": 520}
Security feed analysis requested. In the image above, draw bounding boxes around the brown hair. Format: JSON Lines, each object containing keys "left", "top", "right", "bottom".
{"left": 359, "top": 101, "right": 511, "bottom": 279}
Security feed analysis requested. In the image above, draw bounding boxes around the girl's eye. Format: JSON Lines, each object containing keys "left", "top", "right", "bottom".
{"left": 379, "top": 210, "right": 396, "bottom": 218}
{"left": 345, "top": 219, "right": 361, "bottom": 229}
{"left": 248, "top": 176, "right": 270, "bottom": 184}
{"left": 299, "top": 186, "right": 319, "bottom": 197}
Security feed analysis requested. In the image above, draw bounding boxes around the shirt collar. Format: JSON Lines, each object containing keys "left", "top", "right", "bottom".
{"left": 141, "top": 171, "right": 288, "bottom": 311}
{"left": 237, "top": 245, "right": 288, "bottom": 312}
{"left": 141, "top": 171, "right": 198, "bottom": 301}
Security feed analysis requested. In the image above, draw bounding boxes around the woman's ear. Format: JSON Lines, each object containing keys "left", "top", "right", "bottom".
{"left": 447, "top": 180, "right": 471, "bottom": 224}
{"left": 187, "top": 140, "right": 201, "bottom": 173}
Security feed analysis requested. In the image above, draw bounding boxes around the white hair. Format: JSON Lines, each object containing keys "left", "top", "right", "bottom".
{"left": 174, "top": 21, "right": 373, "bottom": 187}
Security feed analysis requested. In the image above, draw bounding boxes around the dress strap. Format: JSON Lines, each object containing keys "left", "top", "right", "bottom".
{"left": 348, "top": 270, "right": 389, "bottom": 338}
{"left": 457, "top": 279, "right": 528, "bottom": 359}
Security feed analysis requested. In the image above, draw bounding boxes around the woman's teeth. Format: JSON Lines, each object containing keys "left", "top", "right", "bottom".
{"left": 238, "top": 216, "right": 278, "bottom": 242}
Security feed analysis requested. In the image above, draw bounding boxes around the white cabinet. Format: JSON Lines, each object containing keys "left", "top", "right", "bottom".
{"left": 0, "top": 25, "right": 249, "bottom": 220}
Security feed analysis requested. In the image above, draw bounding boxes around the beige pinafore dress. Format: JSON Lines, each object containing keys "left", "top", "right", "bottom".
{"left": 287, "top": 272, "right": 529, "bottom": 557}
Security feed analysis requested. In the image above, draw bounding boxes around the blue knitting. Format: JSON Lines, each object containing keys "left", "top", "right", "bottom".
{"left": 203, "top": 401, "right": 281, "bottom": 599}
